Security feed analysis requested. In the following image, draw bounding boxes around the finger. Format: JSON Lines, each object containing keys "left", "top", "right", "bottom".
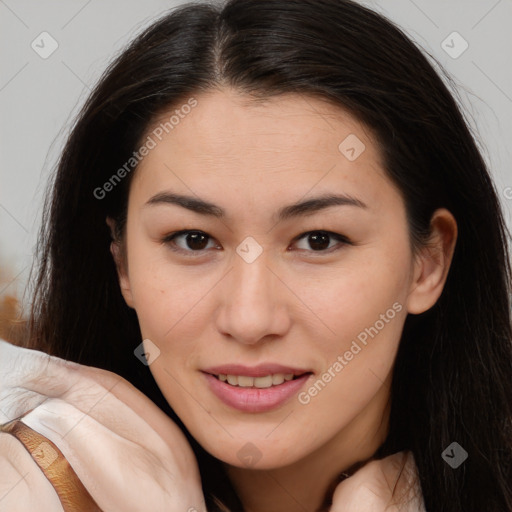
{"left": 0, "top": 432, "right": 64, "bottom": 512}
{"left": 0, "top": 340, "right": 188, "bottom": 450}
{"left": 21, "top": 399, "right": 205, "bottom": 512}
{"left": 21, "top": 383, "right": 195, "bottom": 473}
{"left": 2, "top": 344, "right": 201, "bottom": 481}
{"left": 0, "top": 340, "right": 81, "bottom": 390}
{"left": 0, "top": 341, "right": 205, "bottom": 510}
{"left": 2, "top": 419, "right": 101, "bottom": 512}
{"left": 0, "top": 339, "right": 137, "bottom": 397}
{"left": 67, "top": 364, "right": 191, "bottom": 448}
{"left": 0, "top": 339, "right": 126, "bottom": 413}
{"left": 0, "top": 340, "right": 77, "bottom": 421}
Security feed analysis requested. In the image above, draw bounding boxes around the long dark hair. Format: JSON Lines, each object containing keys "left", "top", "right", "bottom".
{"left": 26, "top": 0, "right": 512, "bottom": 510}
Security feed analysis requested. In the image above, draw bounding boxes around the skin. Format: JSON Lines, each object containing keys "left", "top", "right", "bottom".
{"left": 0, "top": 340, "right": 206, "bottom": 512}
{"left": 109, "top": 87, "right": 457, "bottom": 512}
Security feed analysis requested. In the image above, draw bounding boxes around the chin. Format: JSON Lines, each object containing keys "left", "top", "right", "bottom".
{"left": 197, "top": 434, "right": 310, "bottom": 470}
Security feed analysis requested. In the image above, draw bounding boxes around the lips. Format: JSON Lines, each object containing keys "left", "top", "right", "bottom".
{"left": 203, "top": 363, "right": 311, "bottom": 378}
{"left": 202, "top": 364, "right": 313, "bottom": 413}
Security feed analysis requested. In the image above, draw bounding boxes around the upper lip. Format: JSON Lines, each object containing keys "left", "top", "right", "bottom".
{"left": 202, "top": 364, "right": 312, "bottom": 378}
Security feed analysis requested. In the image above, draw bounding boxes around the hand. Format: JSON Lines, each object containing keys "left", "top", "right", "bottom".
{"left": 330, "top": 451, "right": 426, "bottom": 512}
{"left": 0, "top": 340, "right": 206, "bottom": 512}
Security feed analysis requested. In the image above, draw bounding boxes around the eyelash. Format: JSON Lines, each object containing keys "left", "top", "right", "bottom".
{"left": 161, "top": 230, "right": 351, "bottom": 257}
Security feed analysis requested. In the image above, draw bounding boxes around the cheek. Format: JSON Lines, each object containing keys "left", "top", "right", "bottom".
{"left": 124, "top": 239, "right": 187, "bottom": 339}
{"left": 125, "top": 242, "right": 223, "bottom": 370}
{"left": 293, "top": 251, "right": 409, "bottom": 411}
{"left": 296, "top": 286, "right": 406, "bottom": 434}
{"left": 296, "top": 243, "right": 410, "bottom": 416}
{"left": 302, "top": 240, "right": 412, "bottom": 355}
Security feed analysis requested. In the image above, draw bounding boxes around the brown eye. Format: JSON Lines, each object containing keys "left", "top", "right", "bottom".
{"left": 163, "top": 230, "right": 217, "bottom": 254}
{"left": 293, "top": 231, "right": 350, "bottom": 253}
{"left": 307, "top": 232, "right": 330, "bottom": 251}
{"left": 182, "top": 231, "right": 210, "bottom": 250}
{"left": 163, "top": 229, "right": 350, "bottom": 257}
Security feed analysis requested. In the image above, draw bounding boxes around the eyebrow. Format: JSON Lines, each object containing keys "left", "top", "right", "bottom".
{"left": 144, "top": 191, "right": 367, "bottom": 221}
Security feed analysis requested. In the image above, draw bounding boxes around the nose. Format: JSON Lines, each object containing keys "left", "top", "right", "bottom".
{"left": 214, "top": 251, "right": 292, "bottom": 346}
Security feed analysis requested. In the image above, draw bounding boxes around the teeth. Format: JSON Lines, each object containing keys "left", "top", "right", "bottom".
{"left": 217, "top": 373, "right": 298, "bottom": 387}
{"left": 238, "top": 375, "right": 255, "bottom": 387}
{"left": 254, "top": 375, "right": 273, "bottom": 388}
{"left": 272, "top": 374, "right": 285, "bottom": 385}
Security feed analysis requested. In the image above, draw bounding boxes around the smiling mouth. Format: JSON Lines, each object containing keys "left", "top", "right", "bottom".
{"left": 203, "top": 370, "right": 313, "bottom": 412}
{"left": 210, "top": 373, "right": 310, "bottom": 388}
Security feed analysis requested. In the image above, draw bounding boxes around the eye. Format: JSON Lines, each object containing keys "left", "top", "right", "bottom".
{"left": 162, "top": 229, "right": 350, "bottom": 256}
{"left": 162, "top": 230, "right": 219, "bottom": 255}
{"left": 291, "top": 230, "right": 350, "bottom": 253}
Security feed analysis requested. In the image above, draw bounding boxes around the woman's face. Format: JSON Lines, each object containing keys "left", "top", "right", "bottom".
{"left": 114, "top": 88, "right": 423, "bottom": 469}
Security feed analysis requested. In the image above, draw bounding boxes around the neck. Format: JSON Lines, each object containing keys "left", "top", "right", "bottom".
{"left": 223, "top": 379, "right": 392, "bottom": 512}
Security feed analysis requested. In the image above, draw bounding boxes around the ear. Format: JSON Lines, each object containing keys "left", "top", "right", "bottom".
{"left": 106, "top": 216, "right": 134, "bottom": 309}
{"left": 406, "top": 208, "right": 458, "bottom": 315}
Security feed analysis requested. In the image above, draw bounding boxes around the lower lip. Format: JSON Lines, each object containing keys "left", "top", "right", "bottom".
{"left": 202, "top": 372, "right": 312, "bottom": 413}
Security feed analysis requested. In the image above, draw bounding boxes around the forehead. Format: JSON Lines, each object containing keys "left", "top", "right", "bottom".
{"left": 144, "top": 89, "right": 375, "bottom": 163}
{"left": 130, "top": 88, "right": 399, "bottom": 218}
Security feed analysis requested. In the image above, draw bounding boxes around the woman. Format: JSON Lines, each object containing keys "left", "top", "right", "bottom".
{"left": 1, "top": 0, "right": 511, "bottom": 510}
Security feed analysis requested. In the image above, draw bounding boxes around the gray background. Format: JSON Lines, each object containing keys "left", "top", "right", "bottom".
{"left": 1, "top": 0, "right": 511, "bottom": 308}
